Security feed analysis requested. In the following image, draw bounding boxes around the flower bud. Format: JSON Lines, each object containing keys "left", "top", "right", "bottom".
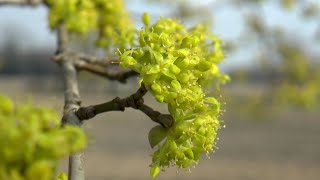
{"left": 171, "top": 80, "right": 181, "bottom": 91}
{"left": 184, "top": 149, "right": 194, "bottom": 160}
{"left": 198, "top": 60, "right": 211, "bottom": 71}
{"left": 142, "top": 12, "right": 150, "bottom": 26}
{"left": 155, "top": 95, "right": 165, "bottom": 103}
{"left": 169, "top": 65, "right": 181, "bottom": 75}
{"left": 151, "top": 83, "right": 162, "bottom": 94}
{"left": 150, "top": 165, "right": 160, "bottom": 179}
{"left": 175, "top": 57, "right": 189, "bottom": 68}
{"left": 177, "top": 73, "right": 190, "bottom": 84}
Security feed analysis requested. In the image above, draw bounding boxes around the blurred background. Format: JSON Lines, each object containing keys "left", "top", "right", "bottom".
{"left": 0, "top": 0, "right": 320, "bottom": 179}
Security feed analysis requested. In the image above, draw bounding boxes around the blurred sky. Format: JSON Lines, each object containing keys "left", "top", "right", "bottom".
{"left": 0, "top": 0, "right": 318, "bottom": 69}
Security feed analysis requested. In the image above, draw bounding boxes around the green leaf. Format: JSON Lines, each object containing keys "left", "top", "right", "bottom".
{"left": 148, "top": 125, "right": 168, "bottom": 148}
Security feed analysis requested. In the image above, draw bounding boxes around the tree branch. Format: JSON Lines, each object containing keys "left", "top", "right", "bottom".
{"left": 52, "top": 51, "right": 139, "bottom": 83}
{"left": 75, "top": 62, "right": 138, "bottom": 83}
{"left": 56, "top": 24, "right": 85, "bottom": 180}
{"left": 74, "top": 84, "right": 174, "bottom": 128}
{"left": 77, "top": 53, "right": 115, "bottom": 66}
{"left": 0, "top": 0, "right": 42, "bottom": 6}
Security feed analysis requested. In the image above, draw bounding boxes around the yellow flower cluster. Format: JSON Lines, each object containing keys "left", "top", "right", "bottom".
{"left": 0, "top": 95, "right": 86, "bottom": 180}
{"left": 46, "top": 0, "right": 134, "bottom": 50}
{"left": 120, "top": 14, "right": 229, "bottom": 178}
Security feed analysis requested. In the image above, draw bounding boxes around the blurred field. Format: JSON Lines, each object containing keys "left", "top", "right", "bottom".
{"left": 1, "top": 76, "right": 319, "bottom": 180}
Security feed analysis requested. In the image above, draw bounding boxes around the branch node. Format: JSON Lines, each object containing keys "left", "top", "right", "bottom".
{"left": 75, "top": 106, "right": 96, "bottom": 121}
{"left": 62, "top": 110, "right": 82, "bottom": 126}
{"left": 157, "top": 114, "right": 174, "bottom": 128}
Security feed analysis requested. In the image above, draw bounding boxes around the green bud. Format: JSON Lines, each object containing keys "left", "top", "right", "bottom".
{"left": 142, "top": 12, "right": 150, "bottom": 26}
{"left": 120, "top": 56, "right": 136, "bottom": 68}
{"left": 198, "top": 60, "right": 211, "bottom": 71}
{"left": 204, "top": 97, "right": 219, "bottom": 105}
{"left": 177, "top": 73, "right": 190, "bottom": 84}
{"left": 209, "top": 64, "right": 219, "bottom": 75}
{"left": 151, "top": 83, "right": 162, "bottom": 94}
{"left": 143, "top": 74, "right": 159, "bottom": 84}
{"left": 139, "top": 35, "right": 147, "bottom": 46}
{"left": 169, "top": 65, "right": 181, "bottom": 74}
{"left": 152, "top": 51, "right": 164, "bottom": 63}
{"left": 168, "top": 140, "right": 178, "bottom": 150}
{"left": 184, "top": 149, "right": 194, "bottom": 160}
{"left": 175, "top": 58, "right": 189, "bottom": 69}
{"left": 167, "top": 92, "right": 178, "bottom": 100}
{"left": 162, "top": 70, "right": 177, "bottom": 79}
{"left": 175, "top": 151, "right": 185, "bottom": 160}
{"left": 159, "top": 33, "right": 171, "bottom": 45}
{"left": 198, "top": 127, "right": 206, "bottom": 135}
{"left": 181, "top": 37, "right": 192, "bottom": 48}
{"left": 208, "top": 104, "right": 220, "bottom": 116}
{"left": 133, "top": 49, "right": 145, "bottom": 58}
{"left": 173, "top": 49, "right": 189, "bottom": 57}
{"left": 171, "top": 80, "right": 181, "bottom": 91}
{"left": 147, "top": 65, "right": 161, "bottom": 74}
{"left": 150, "top": 165, "right": 161, "bottom": 179}
{"left": 155, "top": 95, "right": 165, "bottom": 102}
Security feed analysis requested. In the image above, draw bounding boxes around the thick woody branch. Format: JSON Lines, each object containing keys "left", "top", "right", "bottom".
{"left": 0, "top": 0, "right": 42, "bottom": 6}
{"left": 74, "top": 84, "right": 174, "bottom": 128}
{"left": 56, "top": 24, "right": 84, "bottom": 180}
{"left": 57, "top": 24, "right": 69, "bottom": 53}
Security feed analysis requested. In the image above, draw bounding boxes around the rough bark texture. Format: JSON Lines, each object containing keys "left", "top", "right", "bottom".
{"left": 74, "top": 84, "right": 174, "bottom": 128}
{"left": 57, "top": 24, "right": 85, "bottom": 180}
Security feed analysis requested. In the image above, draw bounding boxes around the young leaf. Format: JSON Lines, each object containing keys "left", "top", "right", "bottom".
{"left": 148, "top": 125, "right": 168, "bottom": 148}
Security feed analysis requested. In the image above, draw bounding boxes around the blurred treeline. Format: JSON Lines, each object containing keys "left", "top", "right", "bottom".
{"left": 0, "top": 0, "right": 319, "bottom": 116}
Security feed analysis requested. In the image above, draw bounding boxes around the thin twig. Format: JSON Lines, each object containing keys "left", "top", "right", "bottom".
{"left": 75, "top": 62, "right": 138, "bottom": 83}
{"left": 0, "top": 0, "right": 42, "bottom": 6}
{"left": 74, "top": 84, "right": 174, "bottom": 128}
{"left": 52, "top": 51, "right": 139, "bottom": 83}
{"left": 77, "top": 53, "right": 115, "bottom": 66}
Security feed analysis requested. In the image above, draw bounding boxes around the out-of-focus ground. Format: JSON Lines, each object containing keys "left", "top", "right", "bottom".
{"left": 1, "top": 76, "right": 319, "bottom": 180}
